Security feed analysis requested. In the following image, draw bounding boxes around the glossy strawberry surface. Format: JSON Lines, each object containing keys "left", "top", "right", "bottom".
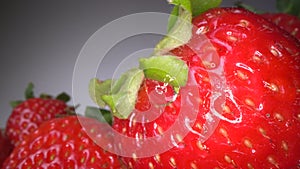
{"left": 5, "top": 98, "right": 68, "bottom": 146}
{"left": 112, "top": 8, "right": 300, "bottom": 168}
{"left": 262, "top": 13, "right": 300, "bottom": 41}
{"left": 2, "top": 116, "right": 124, "bottom": 169}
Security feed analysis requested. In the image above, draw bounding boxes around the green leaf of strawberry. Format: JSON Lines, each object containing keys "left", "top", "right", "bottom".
{"left": 156, "top": 0, "right": 194, "bottom": 55}
{"left": 139, "top": 55, "right": 188, "bottom": 87}
{"left": 25, "top": 82, "right": 35, "bottom": 99}
{"left": 167, "top": 0, "right": 221, "bottom": 33}
{"left": 90, "top": 68, "right": 144, "bottom": 119}
{"left": 10, "top": 83, "right": 35, "bottom": 108}
{"left": 89, "top": 78, "right": 112, "bottom": 108}
{"left": 55, "top": 92, "right": 71, "bottom": 102}
{"left": 90, "top": 54, "right": 189, "bottom": 119}
{"left": 276, "top": 0, "right": 300, "bottom": 17}
{"left": 190, "top": 0, "right": 222, "bottom": 16}
{"left": 155, "top": 4, "right": 192, "bottom": 55}
{"left": 157, "top": 0, "right": 222, "bottom": 55}
{"left": 84, "top": 106, "right": 113, "bottom": 125}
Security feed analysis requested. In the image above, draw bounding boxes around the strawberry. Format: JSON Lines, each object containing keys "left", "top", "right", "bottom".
{"left": 111, "top": 7, "right": 300, "bottom": 168}
{"left": 0, "top": 130, "right": 13, "bottom": 168}
{"left": 5, "top": 83, "right": 72, "bottom": 146}
{"left": 262, "top": 13, "right": 300, "bottom": 41}
{"left": 2, "top": 116, "right": 124, "bottom": 169}
{"left": 235, "top": 0, "right": 300, "bottom": 41}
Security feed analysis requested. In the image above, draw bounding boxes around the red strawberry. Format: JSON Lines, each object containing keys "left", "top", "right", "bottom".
{"left": 2, "top": 116, "right": 124, "bottom": 169}
{"left": 5, "top": 83, "right": 71, "bottom": 146}
{"left": 0, "top": 130, "right": 13, "bottom": 167}
{"left": 112, "top": 7, "right": 300, "bottom": 168}
{"left": 262, "top": 13, "right": 300, "bottom": 41}
{"left": 234, "top": 0, "right": 300, "bottom": 41}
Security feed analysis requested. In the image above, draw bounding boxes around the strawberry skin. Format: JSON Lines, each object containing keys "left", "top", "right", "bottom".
{"left": 0, "top": 131, "right": 13, "bottom": 168}
{"left": 262, "top": 13, "right": 300, "bottom": 41}
{"left": 2, "top": 116, "right": 124, "bottom": 169}
{"left": 5, "top": 98, "right": 68, "bottom": 146}
{"left": 113, "top": 8, "right": 300, "bottom": 168}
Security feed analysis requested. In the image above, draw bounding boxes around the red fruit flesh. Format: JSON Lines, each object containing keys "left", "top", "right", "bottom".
{"left": 113, "top": 8, "right": 300, "bottom": 168}
{"left": 5, "top": 98, "right": 69, "bottom": 146}
{"left": 2, "top": 116, "right": 124, "bottom": 169}
{"left": 262, "top": 13, "right": 300, "bottom": 41}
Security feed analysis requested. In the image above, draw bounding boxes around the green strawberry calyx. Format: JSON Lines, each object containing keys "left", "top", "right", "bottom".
{"left": 276, "top": 0, "right": 300, "bottom": 18}
{"left": 84, "top": 106, "right": 113, "bottom": 125}
{"left": 155, "top": 0, "right": 221, "bottom": 55}
{"left": 10, "top": 82, "right": 71, "bottom": 108}
{"left": 89, "top": 0, "right": 222, "bottom": 119}
{"left": 101, "top": 68, "right": 144, "bottom": 119}
{"left": 89, "top": 56, "right": 188, "bottom": 119}
{"left": 139, "top": 55, "right": 188, "bottom": 88}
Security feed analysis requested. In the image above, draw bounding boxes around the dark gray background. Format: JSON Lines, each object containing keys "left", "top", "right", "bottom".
{"left": 0, "top": 0, "right": 276, "bottom": 128}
